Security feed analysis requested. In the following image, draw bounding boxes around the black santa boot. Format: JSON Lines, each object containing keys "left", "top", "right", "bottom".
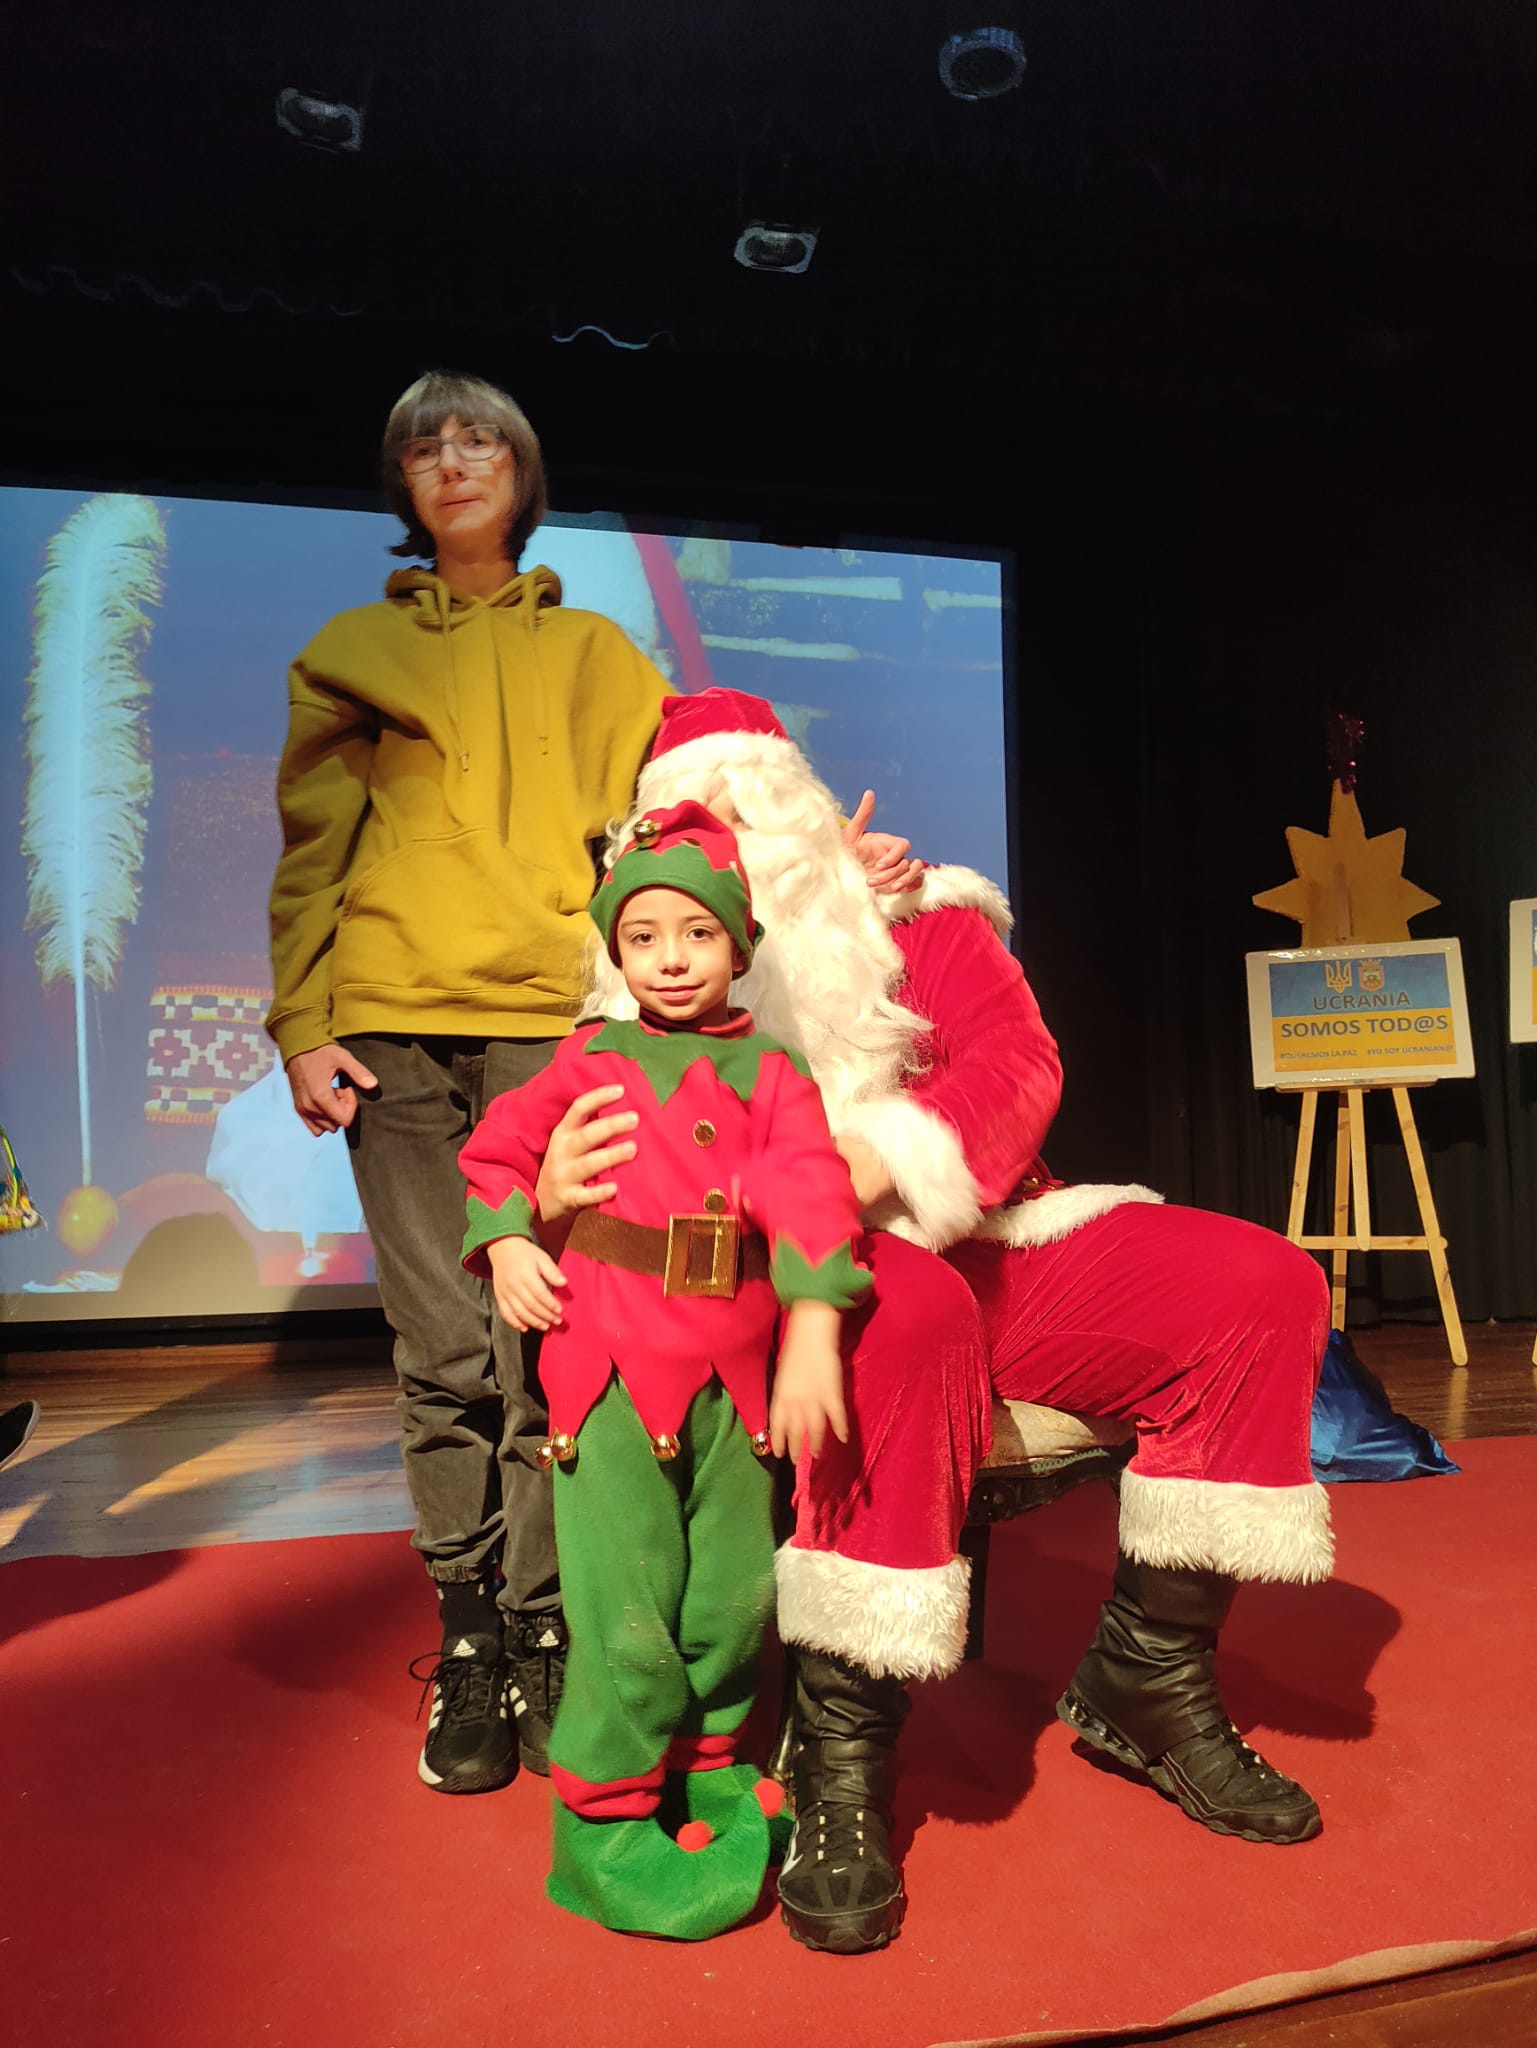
{"left": 1057, "top": 1553, "right": 1321, "bottom": 1845}
{"left": 776, "top": 1646, "right": 911, "bottom": 1954}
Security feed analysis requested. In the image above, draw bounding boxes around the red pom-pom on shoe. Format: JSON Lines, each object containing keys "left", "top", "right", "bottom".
{"left": 754, "top": 1779, "right": 786, "bottom": 1820}
{"left": 676, "top": 1820, "right": 714, "bottom": 1852}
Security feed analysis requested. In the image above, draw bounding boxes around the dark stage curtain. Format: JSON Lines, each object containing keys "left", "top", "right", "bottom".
{"left": 1012, "top": 426, "right": 1537, "bottom": 1324}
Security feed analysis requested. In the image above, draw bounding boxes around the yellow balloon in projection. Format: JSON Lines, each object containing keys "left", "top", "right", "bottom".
{"left": 57, "top": 1183, "right": 120, "bottom": 1256}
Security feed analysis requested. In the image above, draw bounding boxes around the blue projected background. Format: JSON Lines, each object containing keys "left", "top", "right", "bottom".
{"left": 0, "top": 488, "right": 1008, "bottom": 1323}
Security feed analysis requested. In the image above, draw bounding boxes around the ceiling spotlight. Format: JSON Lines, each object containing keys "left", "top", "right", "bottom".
{"left": 276, "top": 86, "right": 365, "bottom": 153}
{"left": 939, "top": 27, "right": 1027, "bottom": 101}
{"left": 733, "top": 222, "right": 819, "bottom": 275}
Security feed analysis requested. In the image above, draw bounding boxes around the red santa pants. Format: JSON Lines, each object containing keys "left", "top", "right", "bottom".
{"left": 781, "top": 1204, "right": 1331, "bottom": 1679}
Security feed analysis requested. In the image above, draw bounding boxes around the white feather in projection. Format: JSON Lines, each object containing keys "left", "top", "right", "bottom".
{"left": 21, "top": 493, "right": 166, "bottom": 1186}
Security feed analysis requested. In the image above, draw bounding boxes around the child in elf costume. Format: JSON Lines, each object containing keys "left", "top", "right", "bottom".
{"left": 459, "top": 800, "right": 871, "bottom": 1939}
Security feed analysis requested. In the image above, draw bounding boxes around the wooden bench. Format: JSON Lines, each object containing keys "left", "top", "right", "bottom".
{"left": 959, "top": 1399, "right": 1135, "bottom": 1659}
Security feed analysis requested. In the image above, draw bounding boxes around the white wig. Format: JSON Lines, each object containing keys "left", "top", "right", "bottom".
{"left": 583, "top": 734, "right": 930, "bottom": 1125}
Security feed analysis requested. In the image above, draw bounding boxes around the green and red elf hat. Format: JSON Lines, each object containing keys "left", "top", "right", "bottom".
{"left": 590, "top": 800, "right": 764, "bottom": 966}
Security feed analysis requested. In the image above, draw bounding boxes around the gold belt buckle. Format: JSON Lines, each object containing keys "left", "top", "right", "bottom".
{"left": 663, "top": 1213, "right": 740, "bottom": 1298}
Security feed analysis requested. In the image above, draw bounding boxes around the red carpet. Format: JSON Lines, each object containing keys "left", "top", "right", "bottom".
{"left": 4, "top": 1438, "right": 1535, "bottom": 2048}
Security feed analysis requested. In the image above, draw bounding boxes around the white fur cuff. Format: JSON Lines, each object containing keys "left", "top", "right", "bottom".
{"left": 836, "top": 1093, "right": 982, "bottom": 1253}
{"left": 775, "top": 1543, "right": 971, "bottom": 1681}
{"left": 1119, "top": 1468, "right": 1335, "bottom": 1584}
{"left": 882, "top": 863, "right": 1014, "bottom": 936}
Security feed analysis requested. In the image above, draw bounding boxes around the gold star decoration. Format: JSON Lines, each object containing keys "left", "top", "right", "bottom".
{"left": 1253, "top": 782, "right": 1439, "bottom": 946}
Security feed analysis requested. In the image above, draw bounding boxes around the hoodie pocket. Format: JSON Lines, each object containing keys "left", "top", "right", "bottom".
{"left": 332, "top": 829, "right": 588, "bottom": 1003}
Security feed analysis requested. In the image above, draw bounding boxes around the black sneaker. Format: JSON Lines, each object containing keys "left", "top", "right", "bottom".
{"left": 778, "top": 1796, "right": 906, "bottom": 1955}
{"left": 505, "top": 1611, "right": 568, "bottom": 1775}
{"left": 0, "top": 1400, "right": 40, "bottom": 1471}
{"left": 410, "top": 1634, "right": 516, "bottom": 1794}
{"left": 1057, "top": 1689, "right": 1322, "bottom": 1844}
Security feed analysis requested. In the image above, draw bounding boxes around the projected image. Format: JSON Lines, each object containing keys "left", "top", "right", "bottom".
{"left": 0, "top": 487, "right": 1007, "bottom": 1323}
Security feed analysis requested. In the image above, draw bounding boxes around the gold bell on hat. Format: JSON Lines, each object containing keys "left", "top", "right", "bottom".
{"left": 537, "top": 1433, "right": 578, "bottom": 1469}
{"left": 650, "top": 1433, "right": 682, "bottom": 1461}
{"left": 749, "top": 1430, "right": 773, "bottom": 1458}
{"left": 633, "top": 816, "right": 660, "bottom": 845}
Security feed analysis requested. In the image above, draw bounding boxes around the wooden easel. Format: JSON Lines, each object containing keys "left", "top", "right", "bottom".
{"left": 1284, "top": 1083, "right": 1467, "bottom": 1365}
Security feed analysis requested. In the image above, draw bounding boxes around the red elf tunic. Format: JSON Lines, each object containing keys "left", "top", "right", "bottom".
{"left": 459, "top": 1009, "right": 870, "bottom": 1441}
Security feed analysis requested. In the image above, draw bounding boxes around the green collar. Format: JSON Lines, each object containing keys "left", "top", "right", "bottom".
{"left": 585, "top": 1016, "right": 810, "bottom": 1106}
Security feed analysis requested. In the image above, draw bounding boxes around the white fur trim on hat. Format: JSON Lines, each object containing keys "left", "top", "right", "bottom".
{"left": 636, "top": 728, "right": 801, "bottom": 799}
{"left": 834, "top": 1093, "right": 982, "bottom": 1253}
{"left": 1119, "top": 1469, "right": 1335, "bottom": 1584}
{"left": 883, "top": 862, "right": 1013, "bottom": 937}
{"left": 972, "top": 1182, "right": 1164, "bottom": 1248}
{"left": 775, "top": 1542, "right": 971, "bottom": 1681}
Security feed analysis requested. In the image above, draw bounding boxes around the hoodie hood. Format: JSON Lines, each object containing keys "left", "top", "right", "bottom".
{"left": 382, "top": 564, "right": 564, "bottom": 769}
{"left": 385, "top": 563, "right": 563, "bottom": 630}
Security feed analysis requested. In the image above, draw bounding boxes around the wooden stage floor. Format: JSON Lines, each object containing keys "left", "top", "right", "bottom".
{"left": 3, "top": 1317, "right": 1534, "bottom": 2046}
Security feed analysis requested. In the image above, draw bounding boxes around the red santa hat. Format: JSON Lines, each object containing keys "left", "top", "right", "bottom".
{"left": 646, "top": 688, "right": 796, "bottom": 781}
{"left": 589, "top": 799, "right": 763, "bottom": 966}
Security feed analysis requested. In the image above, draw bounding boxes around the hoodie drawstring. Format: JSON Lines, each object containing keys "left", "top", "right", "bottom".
{"left": 385, "top": 564, "right": 562, "bottom": 774}
{"left": 435, "top": 581, "right": 470, "bottom": 773}
{"left": 523, "top": 586, "right": 550, "bottom": 756}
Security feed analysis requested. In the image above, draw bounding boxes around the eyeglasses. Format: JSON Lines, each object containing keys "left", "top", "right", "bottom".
{"left": 396, "top": 425, "right": 507, "bottom": 476}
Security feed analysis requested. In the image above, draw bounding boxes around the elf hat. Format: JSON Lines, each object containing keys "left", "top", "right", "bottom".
{"left": 590, "top": 800, "right": 763, "bottom": 966}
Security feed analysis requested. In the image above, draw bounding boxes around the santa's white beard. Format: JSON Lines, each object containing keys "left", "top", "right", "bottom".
{"left": 582, "top": 752, "right": 930, "bottom": 1128}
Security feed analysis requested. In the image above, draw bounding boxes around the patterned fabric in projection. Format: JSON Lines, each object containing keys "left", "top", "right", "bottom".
{"left": 145, "top": 987, "right": 271, "bottom": 1125}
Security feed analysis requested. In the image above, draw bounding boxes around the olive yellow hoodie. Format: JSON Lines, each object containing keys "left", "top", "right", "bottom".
{"left": 267, "top": 565, "right": 671, "bottom": 1062}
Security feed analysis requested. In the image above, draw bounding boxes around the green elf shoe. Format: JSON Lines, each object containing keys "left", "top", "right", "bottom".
{"left": 547, "top": 1799, "right": 771, "bottom": 1941}
{"left": 675, "top": 1764, "right": 794, "bottom": 1865}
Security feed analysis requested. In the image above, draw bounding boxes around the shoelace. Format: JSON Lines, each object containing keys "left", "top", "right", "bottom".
{"left": 409, "top": 1649, "right": 501, "bottom": 1725}
{"left": 1174, "top": 1715, "right": 1283, "bottom": 1786}
{"left": 1222, "top": 1720, "right": 1282, "bottom": 1780}
{"left": 794, "top": 1798, "right": 884, "bottom": 1866}
{"left": 507, "top": 1619, "right": 567, "bottom": 1719}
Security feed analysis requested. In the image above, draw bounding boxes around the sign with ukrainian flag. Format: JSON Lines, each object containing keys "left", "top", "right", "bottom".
{"left": 1246, "top": 939, "right": 1474, "bottom": 1089}
{"left": 1511, "top": 900, "right": 1537, "bottom": 1045}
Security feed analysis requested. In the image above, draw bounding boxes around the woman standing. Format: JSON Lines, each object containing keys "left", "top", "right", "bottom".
{"left": 268, "top": 372, "right": 671, "bottom": 1794}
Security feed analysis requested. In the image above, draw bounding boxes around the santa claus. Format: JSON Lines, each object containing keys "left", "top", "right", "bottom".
{"left": 542, "top": 688, "right": 1333, "bottom": 1956}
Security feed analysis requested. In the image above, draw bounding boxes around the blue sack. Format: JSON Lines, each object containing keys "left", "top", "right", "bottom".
{"left": 1310, "top": 1328, "right": 1460, "bottom": 1483}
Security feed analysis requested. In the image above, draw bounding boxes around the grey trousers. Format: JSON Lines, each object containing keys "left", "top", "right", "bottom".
{"left": 343, "top": 1033, "right": 560, "bottom": 1616}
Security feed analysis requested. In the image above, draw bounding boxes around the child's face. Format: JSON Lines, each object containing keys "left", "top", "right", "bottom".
{"left": 615, "top": 887, "right": 744, "bottom": 1029}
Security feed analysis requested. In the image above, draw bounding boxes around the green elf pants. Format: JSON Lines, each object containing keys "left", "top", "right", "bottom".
{"left": 549, "top": 1372, "right": 775, "bottom": 1815}
{"left": 545, "top": 1374, "right": 784, "bottom": 1939}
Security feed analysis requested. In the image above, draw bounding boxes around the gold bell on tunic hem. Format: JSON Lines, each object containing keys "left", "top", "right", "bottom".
{"left": 537, "top": 1433, "right": 578, "bottom": 1469}
{"left": 749, "top": 1430, "right": 772, "bottom": 1458}
{"left": 650, "top": 1434, "right": 682, "bottom": 1461}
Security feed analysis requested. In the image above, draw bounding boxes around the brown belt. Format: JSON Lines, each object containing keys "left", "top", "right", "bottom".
{"left": 567, "top": 1206, "right": 769, "bottom": 1300}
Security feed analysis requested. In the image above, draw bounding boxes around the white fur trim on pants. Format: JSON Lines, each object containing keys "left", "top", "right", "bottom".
{"left": 775, "top": 1543, "right": 972, "bottom": 1682}
{"left": 1118, "top": 1468, "right": 1335, "bottom": 1584}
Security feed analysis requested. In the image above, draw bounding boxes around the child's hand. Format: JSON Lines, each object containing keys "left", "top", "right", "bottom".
{"left": 486, "top": 1236, "right": 568, "bottom": 1332}
{"left": 534, "top": 1085, "right": 639, "bottom": 1222}
{"left": 770, "top": 1303, "right": 849, "bottom": 1463}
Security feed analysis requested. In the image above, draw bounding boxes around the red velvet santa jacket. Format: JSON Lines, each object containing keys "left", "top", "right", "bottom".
{"left": 835, "top": 867, "right": 1160, "bottom": 1254}
{"left": 459, "top": 1011, "right": 870, "bottom": 1441}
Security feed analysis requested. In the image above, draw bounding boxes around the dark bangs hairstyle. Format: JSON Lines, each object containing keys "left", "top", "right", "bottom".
{"left": 381, "top": 370, "right": 549, "bottom": 563}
